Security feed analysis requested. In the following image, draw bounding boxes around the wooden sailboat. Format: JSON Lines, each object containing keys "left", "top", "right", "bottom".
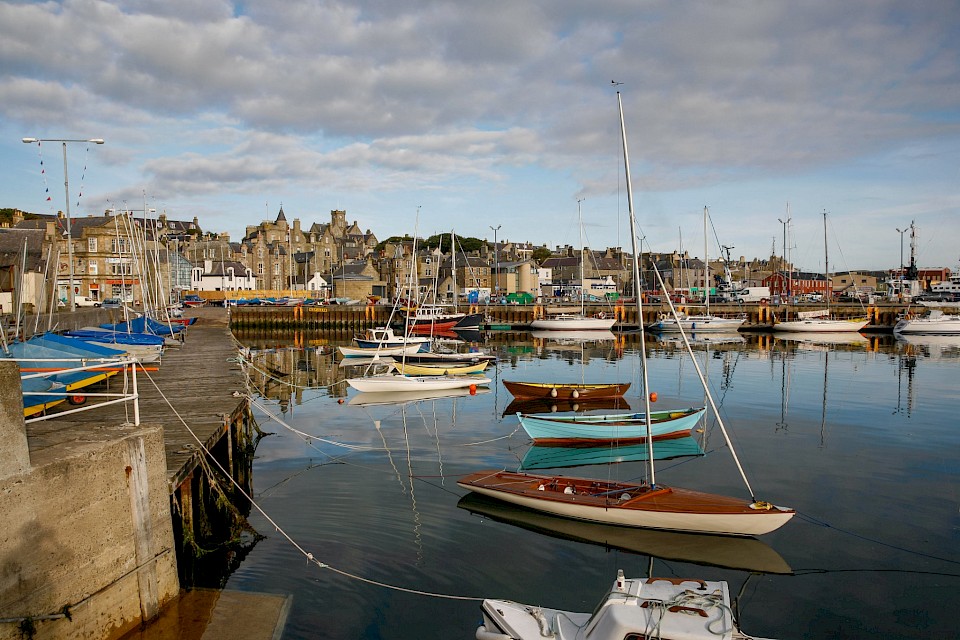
{"left": 503, "top": 380, "right": 630, "bottom": 400}
{"left": 516, "top": 406, "right": 705, "bottom": 444}
{"left": 460, "top": 89, "right": 795, "bottom": 538}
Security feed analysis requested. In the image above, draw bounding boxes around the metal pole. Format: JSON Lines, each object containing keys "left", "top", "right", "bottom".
{"left": 489, "top": 224, "right": 501, "bottom": 300}
{"left": 61, "top": 142, "right": 75, "bottom": 312}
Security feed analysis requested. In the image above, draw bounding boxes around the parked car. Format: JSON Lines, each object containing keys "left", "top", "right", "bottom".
{"left": 102, "top": 298, "right": 123, "bottom": 309}
{"left": 73, "top": 295, "right": 101, "bottom": 308}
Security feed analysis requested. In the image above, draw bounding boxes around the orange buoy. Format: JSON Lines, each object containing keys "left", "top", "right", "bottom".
{"left": 337, "top": 398, "right": 345, "bottom": 404}
{"left": 469, "top": 384, "right": 477, "bottom": 395}
{"left": 649, "top": 392, "right": 658, "bottom": 403}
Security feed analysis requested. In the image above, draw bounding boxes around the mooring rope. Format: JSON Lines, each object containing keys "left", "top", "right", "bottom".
{"left": 140, "top": 367, "right": 485, "bottom": 601}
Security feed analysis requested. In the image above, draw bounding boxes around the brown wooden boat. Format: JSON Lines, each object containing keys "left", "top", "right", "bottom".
{"left": 503, "top": 380, "right": 630, "bottom": 400}
{"left": 457, "top": 469, "right": 795, "bottom": 536}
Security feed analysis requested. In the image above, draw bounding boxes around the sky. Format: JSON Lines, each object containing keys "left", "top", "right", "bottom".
{"left": 1, "top": 0, "right": 958, "bottom": 273}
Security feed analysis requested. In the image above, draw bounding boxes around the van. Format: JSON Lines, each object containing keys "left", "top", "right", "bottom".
{"left": 735, "top": 287, "right": 771, "bottom": 303}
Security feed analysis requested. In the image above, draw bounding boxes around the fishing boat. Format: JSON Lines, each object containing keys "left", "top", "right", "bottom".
{"left": 346, "top": 373, "right": 491, "bottom": 393}
{"left": 398, "top": 350, "right": 496, "bottom": 364}
{"left": 516, "top": 407, "right": 705, "bottom": 444}
{"left": 398, "top": 303, "right": 485, "bottom": 333}
{"left": 530, "top": 200, "right": 617, "bottom": 331}
{"left": 474, "top": 569, "right": 776, "bottom": 640}
{"left": 519, "top": 436, "right": 703, "bottom": 471}
{"left": 893, "top": 309, "right": 960, "bottom": 335}
{"left": 458, "top": 493, "right": 790, "bottom": 574}
{"left": 503, "top": 380, "right": 630, "bottom": 400}
{"left": 773, "top": 211, "right": 869, "bottom": 333}
{"left": 391, "top": 360, "right": 489, "bottom": 376}
{"left": 457, "top": 469, "right": 793, "bottom": 536}
{"left": 460, "top": 89, "right": 794, "bottom": 539}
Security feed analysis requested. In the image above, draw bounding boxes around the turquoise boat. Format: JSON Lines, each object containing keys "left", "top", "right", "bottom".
{"left": 517, "top": 406, "right": 706, "bottom": 444}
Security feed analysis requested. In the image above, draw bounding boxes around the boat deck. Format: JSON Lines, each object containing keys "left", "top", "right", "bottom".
{"left": 24, "top": 307, "right": 246, "bottom": 492}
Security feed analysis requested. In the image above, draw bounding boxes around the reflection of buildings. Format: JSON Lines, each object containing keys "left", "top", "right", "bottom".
{"left": 246, "top": 345, "right": 342, "bottom": 411}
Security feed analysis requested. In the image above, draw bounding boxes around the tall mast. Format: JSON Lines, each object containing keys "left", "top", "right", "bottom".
{"left": 616, "top": 90, "right": 656, "bottom": 485}
{"left": 823, "top": 210, "right": 829, "bottom": 311}
{"left": 578, "top": 198, "right": 585, "bottom": 315}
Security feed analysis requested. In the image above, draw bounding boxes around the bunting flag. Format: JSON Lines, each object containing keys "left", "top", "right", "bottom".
{"left": 32, "top": 141, "right": 55, "bottom": 208}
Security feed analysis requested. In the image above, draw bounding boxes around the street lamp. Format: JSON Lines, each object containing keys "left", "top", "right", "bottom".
{"left": 895, "top": 226, "right": 907, "bottom": 293}
{"left": 489, "top": 224, "right": 501, "bottom": 301}
{"left": 22, "top": 137, "right": 105, "bottom": 312}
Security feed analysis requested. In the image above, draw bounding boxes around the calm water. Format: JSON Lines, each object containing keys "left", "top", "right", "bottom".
{"left": 227, "top": 331, "right": 960, "bottom": 639}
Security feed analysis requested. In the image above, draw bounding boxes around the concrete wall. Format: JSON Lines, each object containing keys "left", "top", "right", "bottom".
{"left": 0, "top": 425, "right": 180, "bottom": 640}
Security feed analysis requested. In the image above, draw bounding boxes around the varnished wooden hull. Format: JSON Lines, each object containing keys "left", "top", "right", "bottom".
{"left": 457, "top": 469, "right": 795, "bottom": 536}
{"left": 503, "top": 380, "right": 630, "bottom": 400}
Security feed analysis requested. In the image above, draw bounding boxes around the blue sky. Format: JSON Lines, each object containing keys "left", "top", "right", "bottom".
{"left": 2, "top": 0, "right": 958, "bottom": 271}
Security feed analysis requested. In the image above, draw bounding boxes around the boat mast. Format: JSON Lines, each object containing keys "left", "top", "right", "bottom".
{"left": 823, "top": 210, "right": 830, "bottom": 313}
{"left": 578, "top": 198, "right": 585, "bottom": 316}
{"left": 616, "top": 88, "right": 656, "bottom": 485}
{"left": 704, "top": 206, "right": 709, "bottom": 315}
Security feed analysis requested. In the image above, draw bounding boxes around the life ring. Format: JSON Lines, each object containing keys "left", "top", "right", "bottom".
{"left": 596, "top": 311, "right": 606, "bottom": 319}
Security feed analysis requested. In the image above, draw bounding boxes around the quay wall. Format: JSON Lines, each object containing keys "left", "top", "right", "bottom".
{"left": 228, "top": 301, "right": 911, "bottom": 331}
{"left": 0, "top": 361, "right": 179, "bottom": 640}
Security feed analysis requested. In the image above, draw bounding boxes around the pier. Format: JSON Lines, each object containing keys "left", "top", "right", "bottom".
{"left": 229, "top": 300, "right": 913, "bottom": 332}
{"left": 0, "top": 308, "right": 288, "bottom": 640}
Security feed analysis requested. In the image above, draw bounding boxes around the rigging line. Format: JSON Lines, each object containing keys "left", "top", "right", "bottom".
{"left": 248, "top": 396, "right": 377, "bottom": 450}
{"left": 795, "top": 511, "right": 960, "bottom": 566}
{"left": 788, "top": 567, "right": 960, "bottom": 579}
{"left": 138, "top": 367, "right": 484, "bottom": 602}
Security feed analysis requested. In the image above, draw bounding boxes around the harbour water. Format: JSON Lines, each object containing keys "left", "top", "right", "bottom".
{"left": 225, "top": 331, "right": 959, "bottom": 639}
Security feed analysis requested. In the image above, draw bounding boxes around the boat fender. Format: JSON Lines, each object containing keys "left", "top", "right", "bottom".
{"left": 596, "top": 311, "right": 606, "bottom": 319}
{"left": 564, "top": 486, "right": 575, "bottom": 494}
{"left": 475, "top": 625, "right": 515, "bottom": 640}
{"left": 750, "top": 501, "right": 774, "bottom": 510}
{"left": 619, "top": 493, "right": 631, "bottom": 501}
{"left": 538, "top": 484, "right": 546, "bottom": 491}
{"left": 550, "top": 388, "right": 558, "bottom": 398}
{"left": 571, "top": 389, "right": 580, "bottom": 399}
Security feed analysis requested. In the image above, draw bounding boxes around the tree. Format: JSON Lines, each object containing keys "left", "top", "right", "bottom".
{"left": 531, "top": 247, "right": 552, "bottom": 264}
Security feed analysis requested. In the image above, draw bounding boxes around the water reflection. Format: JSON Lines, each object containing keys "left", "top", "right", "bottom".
{"left": 519, "top": 436, "right": 703, "bottom": 471}
{"left": 457, "top": 493, "right": 791, "bottom": 574}
{"left": 224, "top": 328, "right": 960, "bottom": 639}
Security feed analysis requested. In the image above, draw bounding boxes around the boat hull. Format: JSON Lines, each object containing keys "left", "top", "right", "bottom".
{"left": 338, "top": 344, "right": 423, "bottom": 357}
{"left": 392, "top": 361, "right": 488, "bottom": 376}
{"left": 503, "top": 380, "right": 630, "bottom": 400}
{"left": 529, "top": 314, "right": 617, "bottom": 331}
{"left": 457, "top": 470, "right": 795, "bottom": 536}
{"left": 346, "top": 374, "right": 491, "bottom": 393}
{"left": 517, "top": 407, "right": 705, "bottom": 443}
{"left": 651, "top": 315, "right": 745, "bottom": 333}
{"left": 773, "top": 318, "right": 869, "bottom": 332}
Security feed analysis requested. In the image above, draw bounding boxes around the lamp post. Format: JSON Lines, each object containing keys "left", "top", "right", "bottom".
{"left": 489, "top": 224, "right": 501, "bottom": 301}
{"left": 22, "top": 137, "right": 104, "bottom": 312}
{"left": 895, "top": 226, "right": 907, "bottom": 295}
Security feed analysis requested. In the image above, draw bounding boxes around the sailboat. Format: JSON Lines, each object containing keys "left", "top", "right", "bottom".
{"left": 459, "top": 89, "right": 795, "bottom": 538}
{"left": 774, "top": 211, "right": 869, "bottom": 333}
{"left": 346, "top": 211, "right": 493, "bottom": 394}
{"left": 650, "top": 207, "right": 745, "bottom": 333}
{"left": 530, "top": 200, "right": 617, "bottom": 331}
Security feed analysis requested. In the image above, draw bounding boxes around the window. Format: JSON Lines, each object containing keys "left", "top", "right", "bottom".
{"left": 88, "top": 260, "right": 98, "bottom": 275}
{"left": 257, "top": 263, "right": 264, "bottom": 275}
{"left": 88, "top": 237, "right": 97, "bottom": 252}
{"left": 111, "top": 238, "right": 128, "bottom": 254}
{"left": 274, "top": 263, "right": 281, "bottom": 275}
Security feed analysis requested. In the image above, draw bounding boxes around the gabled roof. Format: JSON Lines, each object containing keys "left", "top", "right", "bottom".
{"left": 0, "top": 229, "right": 46, "bottom": 270}
{"left": 203, "top": 260, "right": 250, "bottom": 276}
{"left": 275, "top": 206, "right": 286, "bottom": 223}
